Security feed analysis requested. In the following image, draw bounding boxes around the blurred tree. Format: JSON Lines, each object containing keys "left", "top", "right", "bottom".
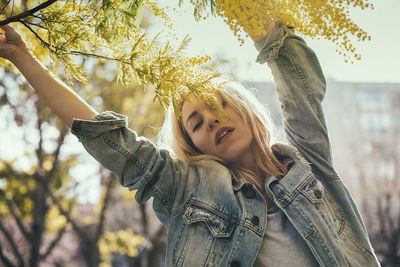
{"left": 0, "top": 69, "right": 77, "bottom": 266}
{"left": 0, "top": 50, "right": 166, "bottom": 266}
{"left": 358, "top": 136, "right": 400, "bottom": 267}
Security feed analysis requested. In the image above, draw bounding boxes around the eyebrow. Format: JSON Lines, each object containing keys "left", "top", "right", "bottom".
{"left": 185, "top": 111, "right": 199, "bottom": 129}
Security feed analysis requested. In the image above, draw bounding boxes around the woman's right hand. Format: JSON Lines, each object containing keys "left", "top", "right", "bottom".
{"left": 0, "top": 23, "right": 97, "bottom": 128}
{"left": 0, "top": 24, "right": 29, "bottom": 61}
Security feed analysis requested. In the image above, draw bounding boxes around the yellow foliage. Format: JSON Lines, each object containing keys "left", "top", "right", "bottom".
{"left": 0, "top": 202, "right": 10, "bottom": 216}
{"left": 0, "top": 0, "right": 225, "bottom": 115}
{"left": 121, "top": 188, "right": 137, "bottom": 202}
{"left": 82, "top": 215, "right": 95, "bottom": 225}
{"left": 185, "top": 0, "right": 373, "bottom": 62}
{"left": 27, "top": 179, "right": 36, "bottom": 191}
{"left": 43, "top": 158, "right": 53, "bottom": 172}
{"left": 98, "top": 229, "right": 145, "bottom": 264}
{"left": 45, "top": 205, "right": 67, "bottom": 234}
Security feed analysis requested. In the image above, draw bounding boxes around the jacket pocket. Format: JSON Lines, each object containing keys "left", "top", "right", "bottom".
{"left": 171, "top": 204, "right": 234, "bottom": 267}
{"left": 300, "top": 178, "right": 345, "bottom": 238}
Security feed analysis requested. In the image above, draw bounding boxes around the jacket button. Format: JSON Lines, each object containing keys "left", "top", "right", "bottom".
{"left": 314, "top": 189, "right": 322, "bottom": 199}
{"left": 231, "top": 260, "right": 241, "bottom": 267}
{"left": 243, "top": 186, "right": 256, "bottom": 199}
{"left": 251, "top": 216, "right": 260, "bottom": 226}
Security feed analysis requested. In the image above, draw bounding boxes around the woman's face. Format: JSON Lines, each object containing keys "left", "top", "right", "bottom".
{"left": 181, "top": 95, "right": 254, "bottom": 166}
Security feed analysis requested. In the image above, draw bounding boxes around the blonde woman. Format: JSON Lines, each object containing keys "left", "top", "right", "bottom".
{"left": 0, "top": 16, "right": 380, "bottom": 267}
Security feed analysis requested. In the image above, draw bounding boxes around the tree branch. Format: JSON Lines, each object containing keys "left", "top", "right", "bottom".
{"left": 47, "top": 190, "right": 91, "bottom": 245}
{"left": 0, "top": 243, "right": 15, "bottom": 267}
{"left": 20, "top": 20, "right": 131, "bottom": 64}
{"left": 20, "top": 20, "right": 48, "bottom": 30}
{"left": 376, "top": 196, "right": 390, "bottom": 242}
{"left": 0, "top": 190, "right": 31, "bottom": 240}
{"left": 384, "top": 192, "right": 395, "bottom": 234}
{"left": 0, "top": 219, "right": 24, "bottom": 266}
{"left": 94, "top": 171, "right": 117, "bottom": 241}
{"left": 34, "top": 99, "right": 45, "bottom": 177}
{"left": 0, "top": 0, "right": 12, "bottom": 16}
{"left": 140, "top": 203, "right": 148, "bottom": 236}
{"left": 39, "top": 224, "right": 66, "bottom": 261}
{"left": 0, "top": 0, "right": 58, "bottom": 26}
{"left": 47, "top": 125, "right": 68, "bottom": 179}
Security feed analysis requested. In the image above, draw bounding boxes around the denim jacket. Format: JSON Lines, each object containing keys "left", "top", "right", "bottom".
{"left": 71, "top": 23, "right": 380, "bottom": 266}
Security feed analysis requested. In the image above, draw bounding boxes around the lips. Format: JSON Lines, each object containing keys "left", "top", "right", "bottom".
{"left": 215, "top": 127, "right": 234, "bottom": 145}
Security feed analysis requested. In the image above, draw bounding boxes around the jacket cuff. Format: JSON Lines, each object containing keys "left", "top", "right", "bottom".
{"left": 71, "top": 111, "right": 127, "bottom": 143}
{"left": 254, "top": 22, "right": 295, "bottom": 64}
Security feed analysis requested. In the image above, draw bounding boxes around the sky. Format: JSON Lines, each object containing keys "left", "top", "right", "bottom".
{"left": 158, "top": 0, "right": 400, "bottom": 83}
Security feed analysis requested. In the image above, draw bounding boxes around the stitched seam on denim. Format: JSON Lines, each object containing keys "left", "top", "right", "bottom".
{"left": 319, "top": 174, "right": 341, "bottom": 182}
{"left": 102, "top": 134, "right": 173, "bottom": 212}
{"left": 185, "top": 199, "right": 265, "bottom": 235}
{"left": 277, "top": 172, "right": 314, "bottom": 207}
{"left": 172, "top": 222, "right": 186, "bottom": 267}
{"left": 345, "top": 226, "right": 375, "bottom": 263}
{"left": 280, "top": 46, "right": 319, "bottom": 115}
{"left": 200, "top": 235, "right": 214, "bottom": 265}
{"left": 171, "top": 190, "right": 198, "bottom": 217}
{"left": 103, "top": 134, "right": 150, "bottom": 175}
{"left": 74, "top": 123, "right": 126, "bottom": 140}
{"left": 188, "top": 199, "right": 238, "bottom": 222}
{"left": 152, "top": 185, "right": 172, "bottom": 214}
{"left": 291, "top": 199, "right": 338, "bottom": 265}
{"left": 79, "top": 120, "right": 125, "bottom": 126}
{"left": 290, "top": 198, "right": 316, "bottom": 238}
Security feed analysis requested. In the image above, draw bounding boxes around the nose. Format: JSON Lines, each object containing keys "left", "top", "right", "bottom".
{"left": 209, "top": 119, "right": 219, "bottom": 130}
{"left": 203, "top": 109, "right": 219, "bottom": 130}
{"left": 203, "top": 107, "right": 219, "bottom": 130}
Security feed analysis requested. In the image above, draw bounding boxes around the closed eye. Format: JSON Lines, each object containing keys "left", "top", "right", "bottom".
{"left": 193, "top": 120, "right": 202, "bottom": 132}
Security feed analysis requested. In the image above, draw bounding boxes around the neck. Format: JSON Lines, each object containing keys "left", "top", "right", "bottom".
{"left": 232, "top": 142, "right": 259, "bottom": 175}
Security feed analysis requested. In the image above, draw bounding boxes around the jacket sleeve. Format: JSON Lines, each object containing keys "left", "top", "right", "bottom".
{"left": 255, "top": 23, "right": 337, "bottom": 179}
{"left": 70, "top": 111, "right": 193, "bottom": 225}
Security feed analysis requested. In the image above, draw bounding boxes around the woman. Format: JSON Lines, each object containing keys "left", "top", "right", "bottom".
{"left": 0, "top": 16, "right": 380, "bottom": 266}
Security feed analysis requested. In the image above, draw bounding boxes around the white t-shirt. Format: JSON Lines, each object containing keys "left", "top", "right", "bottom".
{"left": 253, "top": 205, "right": 320, "bottom": 266}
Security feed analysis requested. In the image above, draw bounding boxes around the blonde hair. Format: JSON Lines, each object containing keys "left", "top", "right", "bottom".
{"left": 157, "top": 79, "right": 287, "bottom": 194}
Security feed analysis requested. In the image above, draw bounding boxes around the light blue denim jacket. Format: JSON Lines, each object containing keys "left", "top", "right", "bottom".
{"left": 71, "top": 23, "right": 380, "bottom": 266}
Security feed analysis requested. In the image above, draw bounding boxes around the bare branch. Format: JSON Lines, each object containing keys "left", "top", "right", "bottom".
{"left": 0, "top": 0, "right": 58, "bottom": 26}
{"left": 384, "top": 192, "right": 395, "bottom": 234}
{"left": 376, "top": 196, "right": 390, "bottom": 241}
{"left": 19, "top": 20, "right": 55, "bottom": 52}
{"left": 94, "top": 172, "right": 117, "bottom": 241}
{"left": 0, "top": 243, "right": 15, "bottom": 267}
{"left": 0, "top": 219, "right": 24, "bottom": 266}
{"left": 39, "top": 225, "right": 66, "bottom": 261}
{"left": 20, "top": 20, "right": 131, "bottom": 64}
{"left": 0, "top": 0, "right": 12, "bottom": 16}
{"left": 34, "top": 98, "right": 45, "bottom": 176}
{"left": 19, "top": 20, "right": 48, "bottom": 30}
{"left": 140, "top": 204, "right": 148, "bottom": 236}
{"left": 0, "top": 190, "right": 31, "bottom": 240}
{"left": 47, "top": 190, "right": 91, "bottom": 244}
{"left": 47, "top": 125, "right": 68, "bottom": 179}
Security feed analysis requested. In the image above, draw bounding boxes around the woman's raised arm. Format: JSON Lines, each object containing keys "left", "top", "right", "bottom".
{"left": 0, "top": 24, "right": 97, "bottom": 127}
{"left": 253, "top": 23, "right": 338, "bottom": 179}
